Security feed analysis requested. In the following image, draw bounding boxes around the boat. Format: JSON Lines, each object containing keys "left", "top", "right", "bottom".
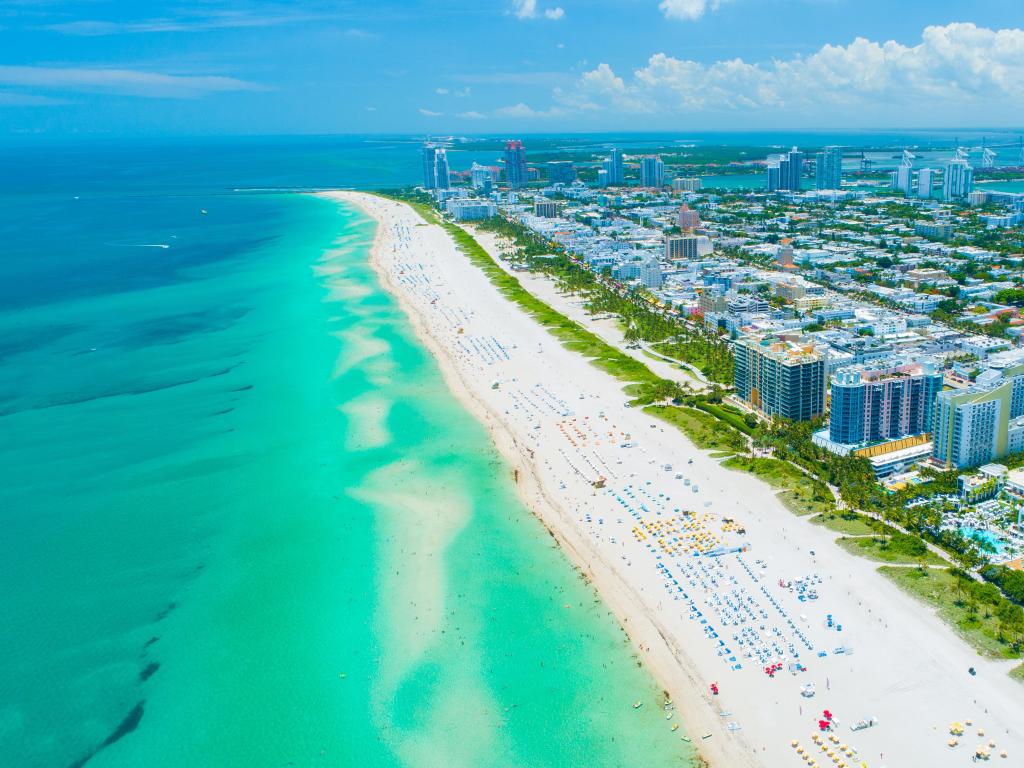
{"left": 632, "top": 701, "right": 643, "bottom": 709}
{"left": 701, "top": 732, "right": 712, "bottom": 740}
{"left": 671, "top": 724, "right": 679, "bottom": 732}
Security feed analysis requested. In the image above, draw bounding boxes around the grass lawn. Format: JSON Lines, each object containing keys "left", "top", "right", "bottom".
{"left": 810, "top": 511, "right": 879, "bottom": 536}
{"left": 836, "top": 535, "right": 948, "bottom": 566}
{"left": 879, "top": 566, "right": 1022, "bottom": 660}
{"left": 721, "top": 456, "right": 835, "bottom": 517}
{"left": 644, "top": 405, "right": 747, "bottom": 453}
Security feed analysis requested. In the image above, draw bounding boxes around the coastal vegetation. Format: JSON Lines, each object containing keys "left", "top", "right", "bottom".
{"left": 880, "top": 566, "right": 1024, "bottom": 659}
{"left": 721, "top": 455, "right": 835, "bottom": 517}
{"left": 472, "top": 214, "right": 736, "bottom": 385}
{"left": 835, "top": 534, "right": 947, "bottom": 566}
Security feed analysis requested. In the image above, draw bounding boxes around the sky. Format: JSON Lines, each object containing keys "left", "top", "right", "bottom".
{"left": 0, "top": 0, "right": 1023, "bottom": 136}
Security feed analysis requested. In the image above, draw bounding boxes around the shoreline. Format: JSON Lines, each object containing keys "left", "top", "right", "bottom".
{"left": 319, "top": 190, "right": 1024, "bottom": 768}
{"left": 327, "top": 190, "right": 745, "bottom": 767}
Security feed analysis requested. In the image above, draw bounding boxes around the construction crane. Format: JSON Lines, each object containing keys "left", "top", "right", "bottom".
{"left": 962, "top": 136, "right": 1024, "bottom": 167}
{"left": 954, "top": 146, "right": 970, "bottom": 161}
{"left": 901, "top": 149, "right": 915, "bottom": 168}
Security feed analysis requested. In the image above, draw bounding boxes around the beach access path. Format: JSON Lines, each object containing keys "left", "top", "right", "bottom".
{"left": 322, "top": 191, "right": 1024, "bottom": 768}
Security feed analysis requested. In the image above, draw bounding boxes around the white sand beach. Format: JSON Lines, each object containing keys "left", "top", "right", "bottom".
{"left": 321, "top": 191, "right": 1024, "bottom": 768}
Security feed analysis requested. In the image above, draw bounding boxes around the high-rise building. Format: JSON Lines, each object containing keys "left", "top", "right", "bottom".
{"left": 433, "top": 148, "right": 450, "bottom": 190}
{"left": 422, "top": 143, "right": 440, "bottom": 189}
{"left": 534, "top": 200, "right": 559, "bottom": 218}
{"left": 943, "top": 158, "right": 974, "bottom": 201}
{"left": 766, "top": 157, "right": 782, "bottom": 192}
{"left": 677, "top": 203, "right": 699, "bottom": 231}
{"left": 613, "top": 255, "right": 662, "bottom": 289}
{"left": 597, "top": 168, "right": 609, "bottom": 187}
{"left": 504, "top": 140, "right": 529, "bottom": 189}
{"left": 932, "top": 369, "right": 1024, "bottom": 469}
{"left": 892, "top": 165, "right": 912, "bottom": 196}
{"left": 547, "top": 161, "right": 576, "bottom": 184}
{"left": 734, "top": 336, "right": 827, "bottom": 421}
{"left": 768, "top": 148, "right": 804, "bottom": 191}
{"left": 470, "top": 162, "right": 493, "bottom": 194}
{"left": 781, "top": 147, "right": 804, "bottom": 191}
{"left": 640, "top": 156, "right": 665, "bottom": 188}
{"left": 664, "top": 234, "right": 707, "bottom": 260}
{"left": 637, "top": 255, "right": 662, "bottom": 289}
{"left": 914, "top": 221, "right": 954, "bottom": 240}
{"left": 829, "top": 362, "right": 943, "bottom": 446}
{"left": 446, "top": 199, "right": 497, "bottom": 221}
{"left": 673, "top": 177, "right": 702, "bottom": 192}
{"left": 603, "top": 148, "right": 625, "bottom": 185}
{"left": 917, "top": 168, "right": 935, "bottom": 199}
{"left": 815, "top": 146, "right": 842, "bottom": 190}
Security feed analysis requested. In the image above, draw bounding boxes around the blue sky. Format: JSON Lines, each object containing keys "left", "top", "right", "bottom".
{"left": 1, "top": 0, "right": 1022, "bottom": 135}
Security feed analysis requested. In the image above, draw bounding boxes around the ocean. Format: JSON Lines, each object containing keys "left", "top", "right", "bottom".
{"left": 0, "top": 138, "right": 695, "bottom": 767}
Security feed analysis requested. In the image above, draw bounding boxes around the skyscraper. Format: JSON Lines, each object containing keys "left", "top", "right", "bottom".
{"left": 814, "top": 146, "right": 842, "bottom": 190}
{"left": 433, "top": 148, "right": 450, "bottom": 190}
{"left": 917, "top": 168, "right": 935, "bottom": 199}
{"left": 640, "top": 155, "right": 664, "bottom": 188}
{"left": 603, "top": 148, "right": 624, "bottom": 185}
{"left": 547, "top": 161, "right": 576, "bottom": 184}
{"left": 504, "top": 140, "right": 528, "bottom": 189}
{"left": 422, "top": 143, "right": 439, "bottom": 189}
{"left": 891, "top": 164, "right": 912, "bottom": 196}
{"left": 734, "top": 335, "right": 827, "bottom": 421}
{"left": 781, "top": 147, "right": 804, "bottom": 191}
{"left": 665, "top": 235, "right": 702, "bottom": 260}
{"left": 769, "top": 148, "right": 804, "bottom": 191}
{"left": 943, "top": 158, "right": 974, "bottom": 201}
{"left": 932, "top": 369, "right": 1024, "bottom": 468}
{"left": 829, "top": 362, "right": 943, "bottom": 446}
{"left": 766, "top": 157, "right": 782, "bottom": 192}
{"left": 470, "top": 162, "right": 493, "bottom": 194}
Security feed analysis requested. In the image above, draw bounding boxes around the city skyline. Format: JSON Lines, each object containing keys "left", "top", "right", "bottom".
{"left": 0, "top": 1, "right": 1023, "bottom": 136}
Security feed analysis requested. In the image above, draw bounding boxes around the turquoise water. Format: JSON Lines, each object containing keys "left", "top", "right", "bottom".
{"left": 980, "top": 179, "right": 1024, "bottom": 194}
{"left": 0, "top": 144, "right": 693, "bottom": 767}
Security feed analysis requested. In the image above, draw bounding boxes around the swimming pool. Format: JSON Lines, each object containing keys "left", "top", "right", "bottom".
{"left": 960, "top": 526, "right": 1007, "bottom": 555}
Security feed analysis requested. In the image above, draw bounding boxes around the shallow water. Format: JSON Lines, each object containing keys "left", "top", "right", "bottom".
{"left": 0, "top": 146, "right": 694, "bottom": 767}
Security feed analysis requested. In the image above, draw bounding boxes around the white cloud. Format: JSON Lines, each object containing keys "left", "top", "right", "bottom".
{"left": 435, "top": 87, "right": 449, "bottom": 94}
{"left": 493, "top": 102, "right": 562, "bottom": 118}
{"left": 418, "top": 107, "right": 443, "bottom": 116}
{"left": 0, "top": 65, "right": 262, "bottom": 98}
{"left": 458, "top": 110, "right": 487, "bottom": 119}
{"left": 511, "top": 1, "right": 565, "bottom": 21}
{"left": 45, "top": 11, "right": 323, "bottom": 35}
{"left": 659, "top": 0, "right": 722, "bottom": 21}
{"left": 567, "top": 23, "right": 1024, "bottom": 116}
